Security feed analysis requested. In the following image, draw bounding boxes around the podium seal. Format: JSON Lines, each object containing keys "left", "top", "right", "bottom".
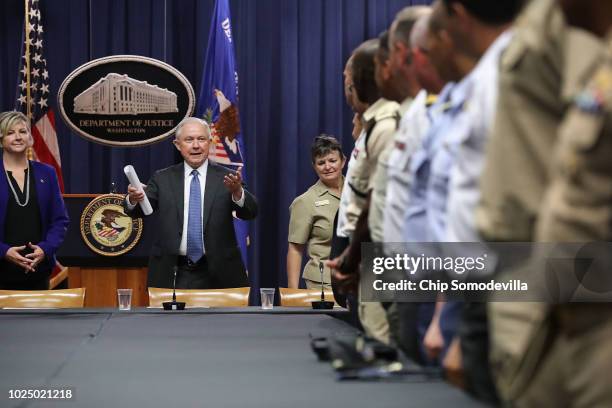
{"left": 80, "top": 194, "right": 143, "bottom": 256}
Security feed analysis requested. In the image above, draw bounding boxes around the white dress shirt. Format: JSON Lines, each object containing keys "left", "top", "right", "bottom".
{"left": 126, "top": 160, "right": 245, "bottom": 257}
{"left": 446, "top": 30, "right": 513, "bottom": 242}
{"left": 336, "top": 131, "right": 366, "bottom": 239}
{"left": 383, "top": 90, "right": 433, "bottom": 244}
{"left": 178, "top": 160, "right": 245, "bottom": 255}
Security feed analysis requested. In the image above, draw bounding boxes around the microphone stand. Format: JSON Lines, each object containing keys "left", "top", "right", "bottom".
{"left": 163, "top": 266, "right": 186, "bottom": 310}
{"left": 311, "top": 261, "right": 334, "bottom": 310}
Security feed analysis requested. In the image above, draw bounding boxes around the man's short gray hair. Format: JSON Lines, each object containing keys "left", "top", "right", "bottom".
{"left": 175, "top": 117, "right": 211, "bottom": 140}
{"left": 392, "top": 6, "right": 432, "bottom": 47}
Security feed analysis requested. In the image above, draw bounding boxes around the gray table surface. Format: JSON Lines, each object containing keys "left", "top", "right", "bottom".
{"left": 0, "top": 310, "right": 480, "bottom": 407}
{"left": 0, "top": 306, "right": 350, "bottom": 315}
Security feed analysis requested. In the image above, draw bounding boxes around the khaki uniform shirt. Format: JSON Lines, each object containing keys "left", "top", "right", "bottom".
{"left": 476, "top": 0, "right": 566, "bottom": 242}
{"left": 344, "top": 98, "right": 400, "bottom": 239}
{"left": 345, "top": 99, "right": 399, "bottom": 345}
{"left": 480, "top": 0, "right": 605, "bottom": 400}
{"left": 477, "top": 0, "right": 603, "bottom": 242}
{"left": 368, "top": 97, "right": 413, "bottom": 243}
{"left": 505, "top": 30, "right": 612, "bottom": 406}
{"left": 537, "top": 31, "right": 612, "bottom": 242}
{"left": 288, "top": 179, "right": 341, "bottom": 283}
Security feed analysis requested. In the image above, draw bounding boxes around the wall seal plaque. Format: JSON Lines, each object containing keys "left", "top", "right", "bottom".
{"left": 58, "top": 55, "right": 195, "bottom": 146}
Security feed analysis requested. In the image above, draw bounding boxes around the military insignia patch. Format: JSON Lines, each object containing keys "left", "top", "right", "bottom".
{"left": 80, "top": 194, "right": 143, "bottom": 256}
{"left": 575, "top": 89, "right": 606, "bottom": 114}
{"left": 576, "top": 68, "right": 612, "bottom": 114}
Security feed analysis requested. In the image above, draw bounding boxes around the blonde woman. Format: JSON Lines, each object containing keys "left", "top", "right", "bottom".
{"left": 0, "top": 111, "right": 68, "bottom": 289}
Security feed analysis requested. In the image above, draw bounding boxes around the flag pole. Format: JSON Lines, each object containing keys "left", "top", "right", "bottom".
{"left": 24, "top": 0, "right": 31, "bottom": 119}
{"left": 24, "top": 0, "right": 33, "bottom": 160}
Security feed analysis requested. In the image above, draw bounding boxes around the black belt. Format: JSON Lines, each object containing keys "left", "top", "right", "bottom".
{"left": 177, "top": 255, "right": 207, "bottom": 267}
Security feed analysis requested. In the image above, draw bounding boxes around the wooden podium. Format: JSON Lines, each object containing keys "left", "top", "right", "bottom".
{"left": 67, "top": 266, "right": 148, "bottom": 308}
{"left": 59, "top": 194, "right": 151, "bottom": 307}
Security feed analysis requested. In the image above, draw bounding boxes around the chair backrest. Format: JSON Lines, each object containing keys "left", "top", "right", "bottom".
{"left": 49, "top": 264, "right": 69, "bottom": 289}
{"left": 279, "top": 287, "right": 338, "bottom": 307}
{"left": 0, "top": 288, "right": 86, "bottom": 308}
{"left": 148, "top": 287, "right": 250, "bottom": 307}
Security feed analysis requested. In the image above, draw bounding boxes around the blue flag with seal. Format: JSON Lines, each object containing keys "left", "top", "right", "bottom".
{"left": 197, "top": 0, "right": 251, "bottom": 278}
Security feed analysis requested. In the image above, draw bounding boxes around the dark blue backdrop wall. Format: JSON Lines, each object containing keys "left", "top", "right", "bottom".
{"left": 0, "top": 0, "right": 430, "bottom": 289}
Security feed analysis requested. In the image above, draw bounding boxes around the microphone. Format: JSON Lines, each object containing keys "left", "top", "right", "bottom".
{"left": 311, "top": 261, "right": 334, "bottom": 310}
{"left": 163, "top": 266, "right": 186, "bottom": 310}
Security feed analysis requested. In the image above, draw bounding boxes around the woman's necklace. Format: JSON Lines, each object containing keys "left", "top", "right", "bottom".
{"left": 5, "top": 163, "right": 30, "bottom": 207}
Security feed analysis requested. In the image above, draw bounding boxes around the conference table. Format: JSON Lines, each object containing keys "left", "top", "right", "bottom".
{"left": 0, "top": 308, "right": 479, "bottom": 407}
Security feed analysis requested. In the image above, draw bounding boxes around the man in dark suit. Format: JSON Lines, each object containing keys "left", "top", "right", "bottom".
{"left": 125, "top": 117, "right": 257, "bottom": 289}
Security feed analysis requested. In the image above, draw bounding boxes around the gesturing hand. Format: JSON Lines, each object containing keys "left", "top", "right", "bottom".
{"left": 223, "top": 166, "right": 244, "bottom": 201}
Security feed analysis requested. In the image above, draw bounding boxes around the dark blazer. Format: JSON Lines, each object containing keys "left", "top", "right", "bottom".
{"left": 0, "top": 161, "right": 69, "bottom": 277}
{"left": 126, "top": 161, "right": 258, "bottom": 288}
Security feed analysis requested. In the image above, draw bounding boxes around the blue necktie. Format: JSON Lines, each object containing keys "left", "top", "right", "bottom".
{"left": 186, "top": 169, "right": 203, "bottom": 263}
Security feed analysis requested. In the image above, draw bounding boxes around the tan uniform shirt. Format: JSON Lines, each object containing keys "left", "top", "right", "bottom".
{"left": 477, "top": 0, "right": 603, "bottom": 242}
{"left": 480, "top": 0, "right": 605, "bottom": 400}
{"left": 368, "top": 97, "right": 413, "bottom": 243}
{"left": 476, "top": 0, "right": 566, "bottom": 242}
{"left": 344, "top": 98, "right": 400, "bottom": 239}
{"left": 343, "top": 98, "right": 399, "bottom": 345}
{"left": 288, "top": 180, "right": 341, "bottom": 283}
{"left": 506, "top": 32, "right": 612, "bottom": 408}
{"left": 537, "top": 31, "right": 612, "bottom": 242}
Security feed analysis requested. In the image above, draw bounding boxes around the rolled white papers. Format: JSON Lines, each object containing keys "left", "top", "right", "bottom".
{"left": 123, "top": 165, "right": 153, "bottom": 215}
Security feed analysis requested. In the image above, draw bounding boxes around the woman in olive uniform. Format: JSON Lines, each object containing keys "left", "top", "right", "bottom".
{"left": 286, "top": 135, "right": 345, "bottom": 289}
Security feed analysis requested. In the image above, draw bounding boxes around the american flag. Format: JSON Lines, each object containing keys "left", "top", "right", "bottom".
{"left": 16, "top": 0, "right": 66, "bottom": 288}
{"left": 15, "top": 0, "right": 64, "bottom": 192}
{"left": 210, "top": 127, "right": 231, "bottom": 162}
{"left": 210, "top": 128, "right": 228, "bottom": 160}
{"left": 198, "top": 0, "right": 251, "bottom": 288}
{"left": 97, "top": 226, "right": 120, "bottom": 238}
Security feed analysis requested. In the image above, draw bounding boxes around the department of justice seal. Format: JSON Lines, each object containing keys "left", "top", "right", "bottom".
{"left": 80, "top": 194, "right": 143, "bottom": 256}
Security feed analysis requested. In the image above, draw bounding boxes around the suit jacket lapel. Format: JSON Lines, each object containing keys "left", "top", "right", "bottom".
{"left": 0, "top": 161, "right": 9, "bottom": 241}
{"left": 170, "top": 164, "right": 184, "bottom": 226}
{"left": 32, "top": 162, "right": 50, "bottom": 229}
{"left": 202, "top": 162, "right": 221, "bottom": 229}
